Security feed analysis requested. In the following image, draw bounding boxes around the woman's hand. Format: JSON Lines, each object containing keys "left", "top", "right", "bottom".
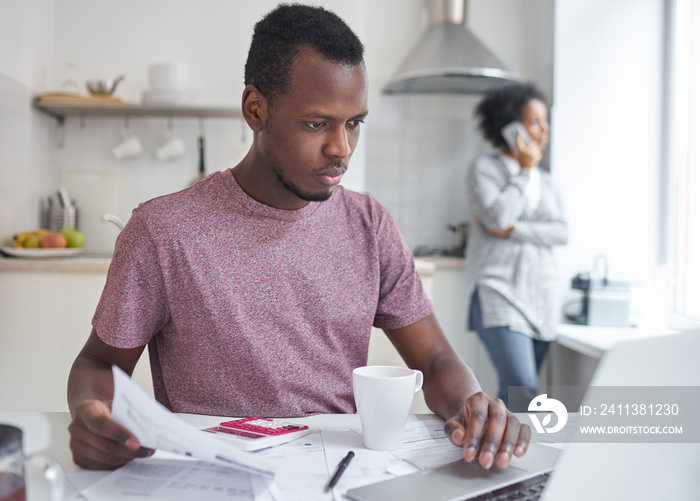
{"left": 515, "top": 133, "right": 542, "bottom": 170}
{"left": 474, "top": 217, "right": 514, "bottom": 238}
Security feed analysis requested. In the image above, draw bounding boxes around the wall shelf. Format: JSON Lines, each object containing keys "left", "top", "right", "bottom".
{"left": 33, "top": 97, "right": 241, "bottom": 122}
{"left": 33, "top": 97, "right": 244, "bottom": 147}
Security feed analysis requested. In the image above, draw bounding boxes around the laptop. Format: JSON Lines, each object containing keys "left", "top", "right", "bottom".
{"left": 347, "top": 330, "right": 700, "bottom": 501}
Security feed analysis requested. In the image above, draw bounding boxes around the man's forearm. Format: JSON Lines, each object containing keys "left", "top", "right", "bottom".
{"left": 67, "top": 327, "right": 146, "bottom": 416}
{"left": 67, "top": 354, "right": 116, "bottom": 416}
{"left": 422, "top": 354, "right": 482, "bottom": 421}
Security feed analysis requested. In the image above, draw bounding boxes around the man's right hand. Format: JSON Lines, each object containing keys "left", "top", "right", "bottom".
{"left": 68, "top": 399, "right": 154, "bottom": 470}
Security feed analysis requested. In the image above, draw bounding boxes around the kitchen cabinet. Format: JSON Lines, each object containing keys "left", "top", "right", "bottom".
{"left": 0, "top": 261, "right": 153, "bottom": 412}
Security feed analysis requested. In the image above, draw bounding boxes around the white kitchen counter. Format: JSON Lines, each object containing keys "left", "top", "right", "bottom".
{"left": 0, "top": 253, "right": 112, "bottom": 273}
{"left": 555, "top": 323, "right": 679, "bottom": 360}
{"left": 413, "top": 258, "right": 436, "bottom": 276}
{"left": 0, "top": 255, "right": 434, "bottom": 276}
{"left": 414, "top": 256, "right": 464, "bottom": 270}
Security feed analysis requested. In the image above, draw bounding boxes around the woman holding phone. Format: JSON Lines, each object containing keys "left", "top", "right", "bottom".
{"left": 464, "top": 82, "right": 569, "bottom": 411}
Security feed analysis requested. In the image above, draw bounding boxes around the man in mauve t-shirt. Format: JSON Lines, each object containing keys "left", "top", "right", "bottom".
{"left": 67, "top": 4, "right": 531, "bottom": 472}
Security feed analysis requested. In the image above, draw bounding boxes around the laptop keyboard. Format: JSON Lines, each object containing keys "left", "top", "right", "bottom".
{"left": 470, "top": 473, "right": 550, "bottom": 500}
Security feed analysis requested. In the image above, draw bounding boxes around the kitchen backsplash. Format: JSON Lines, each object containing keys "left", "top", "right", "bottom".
{"left": 365, "top": 92, "right": 489, "bottom": 253}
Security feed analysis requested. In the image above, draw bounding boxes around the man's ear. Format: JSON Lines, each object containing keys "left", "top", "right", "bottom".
{"left": 241, "top": 85, "right": 267, "bottom": 132}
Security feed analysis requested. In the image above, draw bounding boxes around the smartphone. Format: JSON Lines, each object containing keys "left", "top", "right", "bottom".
{"left": 500, "top": 121, "right": 532, "bottom": 153}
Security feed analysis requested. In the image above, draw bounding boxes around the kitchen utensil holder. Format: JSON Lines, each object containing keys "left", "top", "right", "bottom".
{"left": 50, "top": 204, "right": 78, "bottom": 232}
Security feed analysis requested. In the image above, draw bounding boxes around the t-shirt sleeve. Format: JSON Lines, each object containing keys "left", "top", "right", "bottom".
{"left": 92, "top": 211, "right": 170, "bottom": 348}
{"left": 372, "top": 205, "right": 434, "bottom": 330}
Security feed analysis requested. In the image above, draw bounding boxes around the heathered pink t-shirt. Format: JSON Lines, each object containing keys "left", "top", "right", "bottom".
{"left": 93, "top": 169, "right": 433, "bottom": 417}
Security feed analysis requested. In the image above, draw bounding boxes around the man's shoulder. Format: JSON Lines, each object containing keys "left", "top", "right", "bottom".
{"left": 133, "top": 171, "right": 228, "bottom": 221}
{"left": 332, "top": 185, "right": 388, "bottom": 218}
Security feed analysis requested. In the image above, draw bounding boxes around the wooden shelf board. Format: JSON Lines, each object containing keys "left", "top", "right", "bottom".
{"left": 34, "top": 98, "right": 241, "bottom": 120}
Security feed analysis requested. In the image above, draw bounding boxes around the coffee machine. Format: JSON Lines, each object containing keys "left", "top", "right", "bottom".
{"left": 565, "top": 255, "right": 631, "bottom": 327}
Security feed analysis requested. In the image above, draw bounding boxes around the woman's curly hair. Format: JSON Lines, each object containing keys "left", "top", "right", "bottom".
{"left": 475, "top": 82, "right": 547, "bottom": 149}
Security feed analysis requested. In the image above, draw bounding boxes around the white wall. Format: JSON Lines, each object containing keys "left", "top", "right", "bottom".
{"left": 0, "top": 0, "right": 55, "bottom": 241}
{"left": 552, "top": 0, "right": 664, "bottom": 325}
{"left": 0, "top": 0, "right": 54, "bottom": 89}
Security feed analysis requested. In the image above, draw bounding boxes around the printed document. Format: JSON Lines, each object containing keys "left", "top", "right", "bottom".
{"left": 110, "top": 366, "right": 275, "bottom": 479}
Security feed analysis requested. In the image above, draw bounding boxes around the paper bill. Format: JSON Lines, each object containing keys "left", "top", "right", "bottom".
{"left": 110, "top": 365, "right": 276, "bottom": 479}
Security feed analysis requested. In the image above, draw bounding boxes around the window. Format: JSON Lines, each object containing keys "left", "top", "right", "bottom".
{"left": 666, "top": 0, "right": 700, "bottom": 327}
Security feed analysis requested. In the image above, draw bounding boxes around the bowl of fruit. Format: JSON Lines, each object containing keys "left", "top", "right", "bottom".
{"left": 1, "top": 227, "right": 85, "bottom": 258}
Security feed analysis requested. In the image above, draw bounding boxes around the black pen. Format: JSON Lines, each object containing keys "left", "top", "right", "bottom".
{"left": 325, "top": 451, "right": 355, "bottom": 492}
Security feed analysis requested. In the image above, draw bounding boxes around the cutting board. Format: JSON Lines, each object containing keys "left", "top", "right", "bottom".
{"left": 59, "top": 171, "right": 121, "bottom": 254}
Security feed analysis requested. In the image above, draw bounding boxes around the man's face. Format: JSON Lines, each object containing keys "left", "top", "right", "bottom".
{"left": 259, "top": 48, "right": 369, "bottom": 208}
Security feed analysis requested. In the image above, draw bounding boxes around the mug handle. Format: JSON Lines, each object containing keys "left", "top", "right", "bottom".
{"left": 26, "top": 453, "right": 66, "bottom": 501}
{"left": 412, "top": 370, "right": 424, "bottom": 393}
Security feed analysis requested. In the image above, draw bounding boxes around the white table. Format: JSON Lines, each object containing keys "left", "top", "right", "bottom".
{"left": 2, "top": 412, "right": 424, "bottom": 500}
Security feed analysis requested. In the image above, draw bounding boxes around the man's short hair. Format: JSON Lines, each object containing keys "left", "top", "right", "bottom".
{"left": 244, "top": 3, "right": 365, "bottom": 106}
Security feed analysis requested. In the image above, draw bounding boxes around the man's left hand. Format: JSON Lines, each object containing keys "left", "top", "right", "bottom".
{"left": 444, "top": 392, "right": 530, "bottom": 469}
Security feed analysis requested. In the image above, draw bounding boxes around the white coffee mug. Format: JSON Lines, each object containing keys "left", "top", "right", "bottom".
{"left": 155, "top": 131, "right": 186, "bottom": 161}
{"left": 112, "top": 132, "right": 143, "bottom": 159}
{"left": 353, "top": 365, "right": 423, "bottom": 451}
{"left": 149, "top": 62, "right": 190, "bottom": 91}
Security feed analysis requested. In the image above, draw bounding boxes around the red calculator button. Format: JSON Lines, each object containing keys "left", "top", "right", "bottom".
{"left": 219, "top": 418, "right": 308, "bottom": 436}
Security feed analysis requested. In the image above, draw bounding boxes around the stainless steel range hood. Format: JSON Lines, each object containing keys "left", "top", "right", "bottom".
{"left": 383, "top": 0, "right": 518, "bottom": 95}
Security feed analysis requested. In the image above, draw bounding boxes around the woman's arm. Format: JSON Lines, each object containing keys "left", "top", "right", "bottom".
{"left": 468, "top": 157, "right": 530, "bottom": 231}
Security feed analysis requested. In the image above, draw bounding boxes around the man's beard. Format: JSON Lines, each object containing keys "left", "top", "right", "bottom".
{"left": 266, "top": 149, "right": 335, "bottom": 203}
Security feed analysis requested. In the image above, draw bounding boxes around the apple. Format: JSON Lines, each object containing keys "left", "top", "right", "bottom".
{"left": 41, "top": 232, "right": 67, "bottom": 248}
{"left": 60, "top": 227, "right": 85, "bottom": 248}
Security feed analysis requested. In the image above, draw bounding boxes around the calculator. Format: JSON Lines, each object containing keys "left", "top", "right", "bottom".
{"left": 203, "top": 417, "right": 310, "bottom": 451}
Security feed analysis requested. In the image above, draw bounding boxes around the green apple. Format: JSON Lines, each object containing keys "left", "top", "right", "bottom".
{"left": 60, "top": 227, "right": 85, "bottom": 248}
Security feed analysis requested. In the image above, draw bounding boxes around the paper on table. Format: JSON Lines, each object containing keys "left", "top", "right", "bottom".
{"left": 390, "top": 418, "right": 464, "bottom": 470}
{"left": 110, "top": 366, "right": 276, "bottom": 480}
{"left": 322, "top": 416, "right": 463, "bottom": 497}
{"left": 321, "top": 429, "right": 413, "bottom": 496}
{"left": 349, "top": 416, "right": 464, "bottom": 471}
{"left": 76, "top": 454, "right": 270, "bottom": 501}
{"left": 254, "top": 430, "right": 334, "bottom": 501}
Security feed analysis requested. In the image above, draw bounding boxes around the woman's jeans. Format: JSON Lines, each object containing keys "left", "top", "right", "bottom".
{"left": 469, "top": 289, "right": 549, "bottom": 411}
